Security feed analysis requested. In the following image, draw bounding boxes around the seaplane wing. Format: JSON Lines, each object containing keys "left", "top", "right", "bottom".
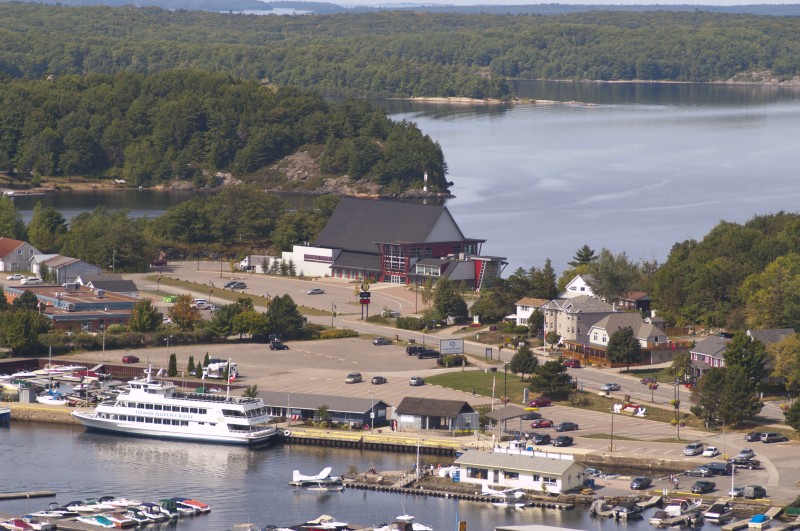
{"left": 292, "top": 467, "right": 334, "bottom": 482}
{"left": 482, "top": 485, "right": 522, "bottom": 497}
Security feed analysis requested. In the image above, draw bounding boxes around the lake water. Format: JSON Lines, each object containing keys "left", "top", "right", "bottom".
{"left": 0, "top": 422, "right": 662, "bottom": 530}
{"left": 11, "top": 81, "right": 800, "bottom": 273}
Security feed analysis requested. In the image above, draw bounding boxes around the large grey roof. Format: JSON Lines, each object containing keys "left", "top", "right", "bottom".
{"left": 395, "top": 397, "right": 474, "bottom": 417}
{"left": 331, "top": 250, "right": 381, "bottom": 271}
{"left": 315, "top": 197, "right": 473, "bottom": 254}
{"left": 87, "top": 279, "right": 138, "bottom": 293}
{"left": 561, "top": 295, "right": 614, "bottom": 314}
{"left": 485, "top": 405, "right": 528, "bottom": 422}
{"left": 747, "top": 329, "right": 794, "bottom": 345}
{"left": 455, "top": 450, "right": 580, "bottom": 475}
{"left": 258, "top": 390, "right": 390, "bottom": 413}
{"left": 591, "top": 313, "right": 665, "bottom": 340}
{"left": 690, "top": 336, "right": 730, "bottom": 357}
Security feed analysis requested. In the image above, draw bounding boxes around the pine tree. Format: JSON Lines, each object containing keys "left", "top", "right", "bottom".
{"left": 168, "top": 353, "right": 178, "bottom": 377}
{"left": 187, "top": 355, "right": 195, "bottom": 375}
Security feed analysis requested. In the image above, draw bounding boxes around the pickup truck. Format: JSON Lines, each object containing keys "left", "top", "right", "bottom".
{"left": 416, "top": 349, "right": 440, "bottom": 359}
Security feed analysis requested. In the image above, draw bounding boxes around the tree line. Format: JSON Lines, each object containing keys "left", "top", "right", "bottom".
{"left": 0, "top": 70, "right": 448, "bottom": 191}
{"left": 4, "top": 5, "right": 800, "bottom": 100}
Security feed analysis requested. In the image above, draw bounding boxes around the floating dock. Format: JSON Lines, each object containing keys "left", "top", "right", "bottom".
{"left": 0, "top": 491, "right": 56, "bottom": 500}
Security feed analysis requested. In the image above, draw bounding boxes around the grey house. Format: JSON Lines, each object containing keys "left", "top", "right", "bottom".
{"left": 394, "top": 397, "right": 478, "bottom": 431}
{"left": 258, "top": 390, "right": 390, "bottom": 428}
{"left": 689, "top": 336, "right": 731, "bottom": 377}
{"left": 77, "top": 275, "right": 139, "bottom": 298}
{"left": 31, "top": 254, "right": 102, "bottom": 283}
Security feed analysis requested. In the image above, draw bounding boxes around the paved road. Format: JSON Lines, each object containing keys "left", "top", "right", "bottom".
{"left": 117, "top": 262, "right": 800, "bottom": 501}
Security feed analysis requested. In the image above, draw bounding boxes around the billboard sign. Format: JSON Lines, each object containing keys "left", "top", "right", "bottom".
{"left": 440, "top": 339, "right": 464, "bottom": 355}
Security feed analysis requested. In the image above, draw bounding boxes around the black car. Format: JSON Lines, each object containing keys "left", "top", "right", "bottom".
{"left": 225, "top": 281, "right": 247, "bottom": 289}
{"left": 372, "top": 337, "right": 392, "bottom": 346}
{"left": 729, "top": 457, "right": 761, "bottom": 470}
{"left": 521, "top": 411, "right": 542, "bottom": 421}
{"left": 691, "top": 480, "right": 716, "bottom": 494}
{"left": 554, "top": 422, "right": 579, "bottom": 432}
{"left": 406, "top": 345, "right": 426, "bottom": 356}
{"left": 269, "top": 341, "right": 289, "bottom": 350}
{"left": 685, "top": 466, "right": 714, "bottom": 477}
{"left": 703, "top": 462, "right": 732, "bottom": 476}
{"left": 552, "top": 435, "right": 573, "bottom": 447}
{"left": 416, "top": 349, "right": 440, "bottom": 359}
{"left": 371, "top": 376, "right": 387, "bottom": 385}
{"left": 630, "top": 477, "right": 652, "bottom": 490}
{"left": 530, "top": 433, "right": 551, "bottom": 445}
{"left": 744, "top": 432, "right": 762, "bottom": 442}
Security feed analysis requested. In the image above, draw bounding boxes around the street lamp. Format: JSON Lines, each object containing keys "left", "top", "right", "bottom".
{"left": 503, "top": 363, "right": 508, "bottom": 406}
{"left": 369, "top": 391, "right": 375, "bottom": 433}
{"left": 331, "top": 303, "right": 336, "bottom": 327}
{"left": 101, "top": 307, "right": 108, "bottom": 362}
{"left": 674, "top": 377, "right": 682, "bottom": 441}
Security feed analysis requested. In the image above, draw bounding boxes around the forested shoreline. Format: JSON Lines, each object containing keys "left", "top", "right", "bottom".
{"left": 2, "top": 4, "right": 800, "bottom": 101}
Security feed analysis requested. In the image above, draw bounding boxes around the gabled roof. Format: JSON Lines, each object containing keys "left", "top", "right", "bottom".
{"left": 747, "top": 329, "right": 794, "bottom": 345}
{"left": 455, "top": 450, "right": 579, "bottom": 475}
{"left": 561, "top": 295, "right": 613, "bottom": 314}
{"left": 621, "top": 291, "right": 650, "bottom": 302}
{"left": 485, "top": 405, "right": 528, "bottom": 422}
{"left": 394, "top": 397, "right": 475, "bottom": 418}
{"left": 690, "top": 336, "right": 730, "bottom": 358}
{"left": 0, "top": 237, "right": 26, "bottom": 257}
{"left": 590, "top": 313, "right": 665, "bottom": 340}
{"left": 258, "top": 391, "right": 390, "bottom": 413}
{"left": 86, "top": 279, "right": 138, "bottom": 293}
{"left": 41, "top": 255, "right": 81, "bottom": 268}
{"left": 331, "top": 250, "right": 381, "bottom": 271}
{"left": 515, "top": 297, "right": 550, "bottom": 308}
{"left": 315, "top": 197, "right": 475, "bottom": 254}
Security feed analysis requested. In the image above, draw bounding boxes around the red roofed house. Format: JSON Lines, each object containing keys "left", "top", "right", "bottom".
{"left": 0, "top": 238, "right": 40, "bottom": 272}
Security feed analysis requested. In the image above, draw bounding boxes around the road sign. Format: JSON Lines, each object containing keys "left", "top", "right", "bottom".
{"left": 440, "top": 339, "right": 464, "bottom": 355}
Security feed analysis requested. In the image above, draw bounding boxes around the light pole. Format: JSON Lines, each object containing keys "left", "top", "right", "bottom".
{"left": 331, "top": 303, "right": 336, "bottom": 327}
{"left": 102, "top": 307, "right": 108, "bottom": 362}
{"left": 674, "top": 377, "right": 681, "bottom": 441}
{"left": 610, "top": 407, "right": 615, "bottom": 452}
{"left": 369, "top": 391, "right": 374, "bottom": 433}
{"left": 285, "top": 386, "right": 291, "bottom": 428}
{"left": 503, "top": 363, "right": 508, "bottom": 405}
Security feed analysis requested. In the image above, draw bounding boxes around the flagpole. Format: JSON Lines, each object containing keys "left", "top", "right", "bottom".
{"left": 226, "top": 358, "right": 231, "bottom": 399}
{"left": 491, "top": 376, "right": 496, "bottom": 412}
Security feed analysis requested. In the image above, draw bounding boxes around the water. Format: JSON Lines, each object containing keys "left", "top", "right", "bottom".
{"left": 12, "top": 81, "right": 800, "bottom": 273}
{"left": 0, "top": 422, "right": 654, "bottom": 530}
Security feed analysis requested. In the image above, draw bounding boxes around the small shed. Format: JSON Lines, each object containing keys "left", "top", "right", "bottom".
{"left": 394, "top": 397, "right": 478, "bottom": 431}
{"left": 258, "top": 390, "right": 390, "bottom": 428}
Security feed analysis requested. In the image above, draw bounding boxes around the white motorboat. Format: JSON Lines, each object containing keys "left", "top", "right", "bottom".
{"left": 71, "top": 365, "right": 278, "bottom": 445}
{"left": 704, "top": 500, "right": 734, "bottom": 523}
{"left": 75, "top": 515, "right": 115, "bottom": 528}
{"left": 35, "top": 392, "right": 67, "bottom": 406}
{"left": 664, "top": 498, "right": 702, "bottom": 517}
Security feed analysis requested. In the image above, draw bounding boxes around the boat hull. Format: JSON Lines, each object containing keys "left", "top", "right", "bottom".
{"left": 72, "top": 412, "right": 279, "bottom": 446}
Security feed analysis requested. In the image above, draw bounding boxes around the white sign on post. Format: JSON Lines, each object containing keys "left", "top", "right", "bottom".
{"left": 440, "top": 339, "right": 464, "bottom": 355}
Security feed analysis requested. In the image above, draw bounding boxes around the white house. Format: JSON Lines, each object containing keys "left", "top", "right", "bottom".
{"left": 587, "top": 313, "right": 669, "bottom": 348}
{"left": 512, "top": 297, "right": 549, "bottom": 327}
{"left": 280, "top": 245, "right": 340, "bottom": 278}
{"left": 454, "top": 450, "right": 584, "bottom": 495}
{"left": 0, "top": 238, "right": 40, "bottom": 272}
{"left": 559, "top": 274, "right": 595, "bottom": 299}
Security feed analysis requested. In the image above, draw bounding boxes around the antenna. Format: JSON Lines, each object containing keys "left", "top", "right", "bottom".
{"left": 423, "top": 171, "right": 428, "bottom": 192}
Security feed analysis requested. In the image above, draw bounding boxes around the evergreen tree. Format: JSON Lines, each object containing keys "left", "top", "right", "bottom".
{"left": 606, "top": 327, "right": 642, "bottom": 371}
{"left": 0, "top": 195, "right": 26, "bottom": 240}
{"left": 432, "top": 277, "right": 468, "bottom": 321}
{"left": 12, "top": 290, "right": 40, "bottom": 312}
{"left": 724, "top": 331, "right": 768, "bottom": 391}
{"left": 784, "top": 400, "right": 800, "bottom": 433}
{"left": 690, "top": 367, "right": 726, "bottom": 426}
{"left": 128, "top": 299, "right": 162, "bottom": 333}
{"left": 168, "top": 294, "right": 201, "bottom": 331}
{"left": 718, "top": 366, "right": 764, "bottom": 426}
{"left": 27, "top": 202, "right": 67, "bottom": 252}
{"left": 187, "top": 355, "right": 195, "bottom": 375}
{"left": 509, "top": 345, "right": 538, "bottom": 380}
{"left": 587, "top": 248, "right": 642, "bottom": 304}
{"left": 529, "top": 359, "right": 573, "bottom": 398}
{"left": 168, "top": 353, "right": 178, "bottom": 377}
{"left": 266, "top": 294, "right": 305, "bottom": 339}
{"left": 569, "top": 245, "right": 598, "bottom": 267}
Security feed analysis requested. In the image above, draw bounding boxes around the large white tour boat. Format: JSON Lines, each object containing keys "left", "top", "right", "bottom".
{"left": 72, "top": 367, "right": 278, "bottom": 445}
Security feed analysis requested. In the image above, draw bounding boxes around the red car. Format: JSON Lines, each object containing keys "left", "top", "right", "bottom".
{"left": 530, "top": 418, "right": 553, "bottom": 429}
{"left": 563, "top": 359, "right": 581, "bottom": 368}
{"left": 122, "top": 355, "right": 139, "bottom": 364}
{"left": 528, "top": 397, "right": 552, "bottom": 407}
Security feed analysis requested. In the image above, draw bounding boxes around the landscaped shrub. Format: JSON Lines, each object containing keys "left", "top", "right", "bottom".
{"left": 397, "top": 316, "right": 426, "bottom": 330}
{"left": 365, "top": 315, "right": 389, "bottom": 324}
{"left": 438, "top": 354, "right": 467, "bottom": 367}
{"left": 319, "top": 328, "right": 359, "bottom": 339}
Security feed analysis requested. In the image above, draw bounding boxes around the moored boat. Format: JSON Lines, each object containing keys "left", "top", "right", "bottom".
{"left": 171, "top": 497, "right": 210, "bottom": 514}
{"left": 103, "top": 513, "right": 137, "bottom": 529}
{"left": 71, "top": 365, "right": 278, "bottom": 445}
{"left": 76, "top": 515, "right": 115, "bottom": 528}
{"left": 704, "top": 500, "right": 734, "bottom": 523}
{"left": 158, "top": 498, "right": 194, "bottom": 517}
{"left": 0, "top": 519, "right": 33, "bottom": 531}
{"left": 664, "top": 497, "right": 702, "bottom": 517}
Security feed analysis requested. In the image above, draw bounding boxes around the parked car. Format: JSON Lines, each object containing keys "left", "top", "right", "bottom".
{"left": 21, "top": 277, "right": 43, "bottom": 285}
{"left": 409, "top": 376, "right": 425, "bottom": 386}
{"left": 729, "top": 486, "right": 745, "bottom": 498}
{"left": 530, "top": 419, "right": 553, "bottom": 429}
{"left": 562, "top": 359, "right": 581, "bottom": 368}
{"left": 122, "top": 355, "right": 140, "bottom": 364}
{"left": 584, "top": 468, "right": 603, "bottom": 477}
{"left": 703, "top": 446, "right": 720, "bottom": 457}
{"left": 371, "top": 376, "right": 387, "bottom": 385}
{"left": 520, "top": 411, "right": 542, "bottom": 421}
{"left": 416, "top": 349, "right": 440, "bottom": 359}
{"left": 406, "top": 345, "right": 425, "bottom": 356}
{"left": 372, "top": 337, "right": 392, "bottom": 346}
{"left": 226, "top": 281, "right": 247, "bottom": 289}
{"left": 552, "top": 435, "right": 573, "bottom": 447}
{"left": 683, "top": 442, "right": 704, "bottom": 456}
{"left": 382, "top": 310, "right": 401, "bottom": 318}
{"left": 640, "top": 377, "right": 657, "bottom": 384}
{"left": 685, "top": 466, "right": 714, "bottom": 477}
{"left": 735, "top": 449, "right": 756, "bottom": 460}
{"left": 530, "top": 433, "right": 551, "bottom": 445}
{"left": 744, "top": 432, "right": 762, "bottom": 442}
{"left": 554, "top": 422, "right": 579, "bottom": 432}
{"left": 629, "top": 477, "right": 652, "bottom": 490}
{"left": 729, "top": 457, "right": 761, "bottom": 470}
{"left": 744, "top": 485, "right": 767, "bottom": 499}
{"left": 308, "top": 288, "right": 325, "bottom": 295}
{"left": 345, "top": 372, "right": 362, "bottom": 384}
{"left": 5, "top": 273, "right": 24, "bottom": 280}
{"left": 761, "top": 432, "right": 788, "bottom": 443}
{"left": 691, "top": 480, "right": 716, "bottom": 494}
{"left": 601, "top": 383, "right": 621, "bottom": 392}
{"left": 269, "top": 341, "right": 289, "bottom": 351}
{"left": 528, "top": 397, "right": 552, "bottom": 408}
{"left": 703, "top": 462, "right": 733, "bottom": 476}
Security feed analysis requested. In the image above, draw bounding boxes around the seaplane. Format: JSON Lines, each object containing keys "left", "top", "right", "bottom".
{"left": 289, "top": 467, "right": 344, "bottom": 491}
{"left": 481, "top": 485, "right": 527, "bottom": 509}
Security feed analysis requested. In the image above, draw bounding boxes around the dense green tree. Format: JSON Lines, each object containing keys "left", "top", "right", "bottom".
{"left": 0, "top": 287, "right": 8, "bottom": 313}
{"left": 168, "top": 353, "right": 178, "bottom": 377}
{"left": 527, "top": 309, "right": 544, "bottom": 334}
{"left": 587, "top": 249, "right": 642, "bottom": 304}
{"left": 432, "top": 277, "right": 468, "bottom": 321}
{"left": 232, "top": 310, "right": 270, "bottom": 340}
{"left": 769, "top": 333, "right": 800, "bottom": 393}
{"left": 27, "top": 202, "right": 67, "bottom": 253}
{"left": 569, "top": 245, "right": 598, "bottom": 267}
{"left": 606, "top": 327, "right": 641, "bottom": 371}
{"left": 266, "top": 294, "right": 305, "bottom": 340}
{"left": 739, "top": 253, "right": 800, "bottom": 328}
{"left": 529, "top": 359, "right": 573, "bottom": 399}
{"left": 690, "top": 368, "right": 726, "bottom": 426}
{"left": 12, "top": 290, "right": 40, "bottom": 312}
{"left": 508, "top": 345, "right": 538, "bottom": 380}
{"left": 784, "top": 400, "right": 800, "bottom": 433}
{"left": 545, "top": 331, "right": 560, "bottom": 350}
{"left": 0, "top": 196, "right": 26, "bottom": 240}
{"left": 187, "top": 355, "right": 195, "bottom": 375}
{"left": 723, "top": 331, "right": 768, "bottom": 390}
{"left": 717, "top": 366, "right": 764, "bottom": 426}
{"left": 669, "top": 351, "right": 693, "bottom": 382}
{"left": 128, "top": 299, "right": 162, "bottom": 333}
{"left": 0, "top": 309, "right": 50, "bottom": 355}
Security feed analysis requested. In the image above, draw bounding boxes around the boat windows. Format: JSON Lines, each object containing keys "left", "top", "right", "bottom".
{"left": 154, "top": 405, "right": 163, "bottom": 411}
{"left": 145, "top": 404, "right": 153, "bottom": 410}
{"left": 181, "top": 407, "right": 189, "bottom": 413}
{"left": 190, "top": 408, "right": 198, "bottom": 414}
{"left": 504, "top": 471, "right": 519, "bottom": 480}
{"left": 144, "top": 417, "right": 153, "bottom": 423}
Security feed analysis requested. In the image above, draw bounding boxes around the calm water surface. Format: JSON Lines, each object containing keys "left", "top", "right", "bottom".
{"left": 0, "top": 423, "right": 661, "bottom": 530}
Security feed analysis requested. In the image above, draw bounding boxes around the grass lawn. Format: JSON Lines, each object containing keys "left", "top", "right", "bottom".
{"left": 618, "top": 366, "right": 676, "bottom": 383}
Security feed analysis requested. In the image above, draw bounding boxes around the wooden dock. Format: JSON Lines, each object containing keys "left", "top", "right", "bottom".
{"left": 0, "top": 491, "right": 56, "bottom": 500}
{"left": 637, "top": 495, "right": 662, "bottom": 509}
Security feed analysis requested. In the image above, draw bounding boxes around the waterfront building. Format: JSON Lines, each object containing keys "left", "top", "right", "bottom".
{"left": 394, "top": 397, "right": 478, "bottom": 431}
{"left": 259, "top": 390, "right": 390, "bottom": 429}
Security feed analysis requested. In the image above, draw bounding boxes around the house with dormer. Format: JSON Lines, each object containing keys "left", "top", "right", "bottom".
{"left": 0, "top": 238, "right": 39, "bottom": 272}
{"left": 559, "top": 274, "right": 595, "bottom": 299}
{"left": 542, "top": 295, "right": 614, "bottom": 347}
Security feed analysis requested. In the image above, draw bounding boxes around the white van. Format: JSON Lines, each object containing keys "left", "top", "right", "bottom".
{"left": 192, "top": 298, "right": 208, "bottom": 309}
{"left": 683, "top": 442, "right": 704, "bottom": 456}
